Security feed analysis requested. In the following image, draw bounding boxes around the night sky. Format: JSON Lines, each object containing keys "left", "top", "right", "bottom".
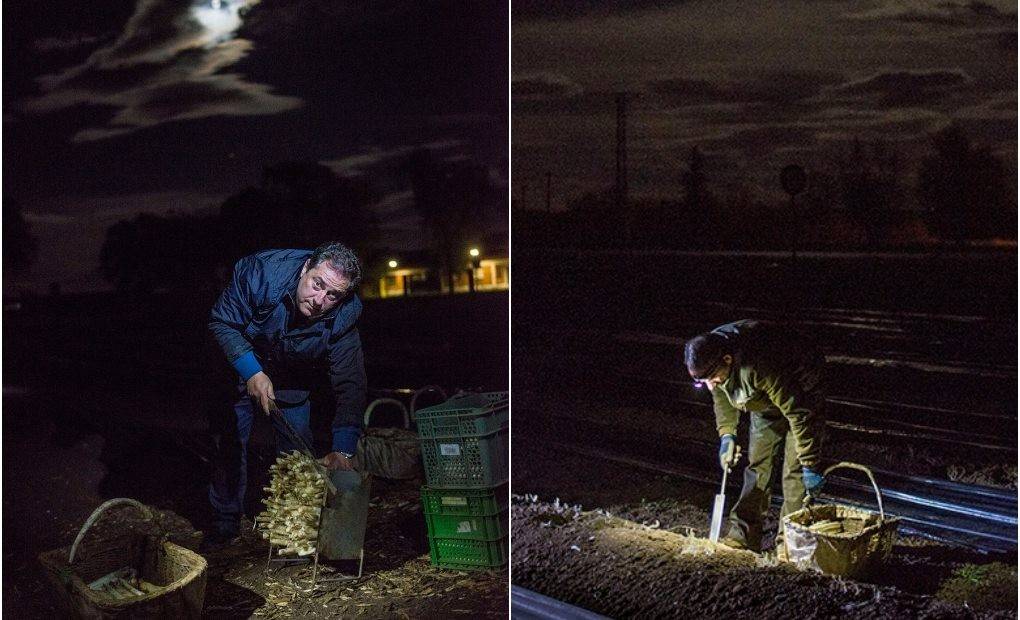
{"left": 4, "top": 0, "right": 508, "bottom": 292}
{"left": 512, "top": 0, "right": 1016, "bottom": 210}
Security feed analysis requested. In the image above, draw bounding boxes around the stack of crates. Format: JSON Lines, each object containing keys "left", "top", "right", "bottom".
{"left": 415, "top": 392, "right": 508, "bottom": 571}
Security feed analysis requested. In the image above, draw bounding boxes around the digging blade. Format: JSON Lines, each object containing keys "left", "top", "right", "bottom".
{"left": 709, "top": 492, "right": 726, "bottom": 542}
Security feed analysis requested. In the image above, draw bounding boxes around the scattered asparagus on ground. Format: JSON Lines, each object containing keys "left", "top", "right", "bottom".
{"left": 256, "top": 451, "right": 326, "bottom": 556}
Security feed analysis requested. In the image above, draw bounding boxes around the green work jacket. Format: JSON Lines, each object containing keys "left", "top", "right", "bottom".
{"left": 709, "top": 320, "right": 825, "bottom": 468}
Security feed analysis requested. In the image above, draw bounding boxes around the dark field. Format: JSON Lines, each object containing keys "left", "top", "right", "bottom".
{"left": 2, "top": 290, "right": 508, "bottom": 618}
{"left": 511, "top": 249, "right": 1017, "bottom": 617}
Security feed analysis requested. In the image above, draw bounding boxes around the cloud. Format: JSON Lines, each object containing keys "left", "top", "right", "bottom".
{"left": 512, "top": 0, "right": 693, "bottom": 20}
{"left": 371, "top": 191, "right": 417, "bottom": 218}
{"left": 19, "top": 0, "right": 302, "bottom": 142}
{"left": 21, "top": 212, "right": 76, "bottom": 225}
{"left": 32, "top": 34, "right": 106, "bottom": 53}
{"left": 512, "top": 73, "right": 584, "bottom": 100}
{"left": 321, "top": 140, "right": 466, "bottom": 176}
{"left": 829, "top": 70, "right": 972, "bottom": 107}
{"left": 842, "top": 0, "right": 1015, "bottom": 26}
{"left": 647, "top": 71, "right": 843, "bottom": 107}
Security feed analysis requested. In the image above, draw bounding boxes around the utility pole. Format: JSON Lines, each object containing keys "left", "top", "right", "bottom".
{"left": 615, "top": 92, "right": 631, "bottom": 245}
{"left": 545, "top": 171, "right": 552, "bottom": 212}
{"left": 780, "top": 164, "right": 807, "bottom": 263}
{"left": 615, "top": 92, "right": 628, "bottom": 212}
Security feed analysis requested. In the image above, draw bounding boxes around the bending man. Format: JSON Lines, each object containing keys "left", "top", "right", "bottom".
{"left": 684, "top": 319, "right": 826, "bottom": 553}
{"left": 207, "top": 242, "right": 367, "bottom": 543}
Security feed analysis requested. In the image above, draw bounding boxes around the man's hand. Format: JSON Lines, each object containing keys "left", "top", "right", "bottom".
{"left": 246, "top": 371, "right": 276, "bottom": 416}
{"left": 802, "top": 466, "right": 825, "bottom": 498}
{"left": 718, "top": 434, "right": 739, "bottom": 470}
{"left": 320, "top": 452, "right": 354, "bottom": 471}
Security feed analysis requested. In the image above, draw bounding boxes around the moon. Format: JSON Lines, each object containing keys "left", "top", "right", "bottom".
{"left": 191, "top": 0, "right": 256, "bottom": 47}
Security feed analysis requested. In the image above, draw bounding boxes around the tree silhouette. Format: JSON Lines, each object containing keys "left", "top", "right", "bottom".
{"left": 2, "top": 199, "right": 38, "bottom": 276}
{"left": 918, "top": 125, "right": 1014, "bottom": 243}
{"left": 99, "top": 212, "right": 221, "bottom": 292}
{"left": 837, "top": 139, "right": 906, "bottom": 247}
{"left": 681, "top": 146, "right": 710, "bottom": 212}
{"left": 219, "top": 161, "right": 379, "bottom": 264}
{"left": 99, "top": 163, "right": 380, "bottom": 293}
{"left": 407, "top": 150, "right": 494, "bottom": 292}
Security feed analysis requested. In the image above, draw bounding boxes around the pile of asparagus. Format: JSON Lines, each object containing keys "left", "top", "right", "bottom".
{"left": 88, "top": 567, "right": 159, "bottom": 600}
{"left": 806, "top": 517, "right": 868, "bottom": 536}
{"left": 257, "top": 451, "right": 326, "bottom": 556}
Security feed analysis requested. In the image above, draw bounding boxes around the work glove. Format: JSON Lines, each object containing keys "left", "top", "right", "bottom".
{"left": 718, "top": 434, "right": 738, "bottom": 470}
{"left": 802, "top": 466, "right": 825, "bottom": 498}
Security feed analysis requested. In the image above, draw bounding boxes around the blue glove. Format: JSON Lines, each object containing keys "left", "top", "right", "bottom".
{"left": 718, "top": 434, "right": 736, "bottom": 470}
{"left": 802, "top": 467, "right": 825, "bottom": 497}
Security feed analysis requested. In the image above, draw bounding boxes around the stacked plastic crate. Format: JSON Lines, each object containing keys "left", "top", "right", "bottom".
{"left": 415, "top": 392, "right": 509, "bottom": 570}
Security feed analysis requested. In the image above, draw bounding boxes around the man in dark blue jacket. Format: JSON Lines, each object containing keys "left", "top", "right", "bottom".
{"left": 207, "top": 242, "right": 367, "bottom": 542}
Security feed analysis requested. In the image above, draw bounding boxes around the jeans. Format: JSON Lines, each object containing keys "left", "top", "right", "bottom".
{"left": 208, "top": 389, "right": 313, "bottom": 535}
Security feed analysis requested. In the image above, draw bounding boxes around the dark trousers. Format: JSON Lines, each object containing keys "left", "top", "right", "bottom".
{"left": 208, "top": 389, "right": 313, "bottom": 535}
{"left": 724, "top": 409, "right": 805, "bottom": 552}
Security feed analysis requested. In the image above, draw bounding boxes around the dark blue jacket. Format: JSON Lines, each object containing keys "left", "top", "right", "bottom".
{"left": 209, "top": 249, "right": 365, "bottom": 453}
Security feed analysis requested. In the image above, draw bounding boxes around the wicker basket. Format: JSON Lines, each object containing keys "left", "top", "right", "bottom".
{"left": 37, "top": 498, "right": 207, "bottom": 619}
{"left": 783, "top": 463, "right": 899, "bottom": 579}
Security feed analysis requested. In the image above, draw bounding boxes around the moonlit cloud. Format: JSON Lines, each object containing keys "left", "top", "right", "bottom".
{"left": 21, "top": 0, "right": 302, "bottom": 142}
{"left": 512, "top": 74, "right": 584, "bottom": 100}
{"left": 829, "top": 70, "right": 972, "bottom": 107}
{"left": 321, "top": 140, "right": 467, "bottom": 176}
{"left": 32, "top": 34, "right": 106, "bottom": 53}
{"left": 842, "top": 0, "right": 1014, "bottom": 26}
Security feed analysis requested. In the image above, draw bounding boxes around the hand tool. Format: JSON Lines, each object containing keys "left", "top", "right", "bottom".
{"left": 709, "top": 443, "right": 741, "bottom": 543}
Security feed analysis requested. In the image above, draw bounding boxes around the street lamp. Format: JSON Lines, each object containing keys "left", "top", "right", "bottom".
{"left": 467, "top": 248, "right": 482, "bottom": 293}
{"left": 388, "top": 260, "right": 398, "bottom": 269}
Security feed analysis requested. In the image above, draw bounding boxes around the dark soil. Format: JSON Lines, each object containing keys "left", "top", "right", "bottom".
{"left": 2, "top": 403, "right": 506, "bottom": 619}
{"left": 511, "top": 497, "right": 1015, "bottom": 619}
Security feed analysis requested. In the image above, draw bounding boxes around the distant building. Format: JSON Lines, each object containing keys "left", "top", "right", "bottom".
{"left": 370, "top": 248, "right": 508, "bottom": 298}
{"left": 447, "top": 255, "right": 509, "bottom": 294}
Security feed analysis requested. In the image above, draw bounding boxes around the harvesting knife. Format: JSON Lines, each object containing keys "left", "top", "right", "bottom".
{"left": 709, "top": 443, "right": 740, "bottom": 543}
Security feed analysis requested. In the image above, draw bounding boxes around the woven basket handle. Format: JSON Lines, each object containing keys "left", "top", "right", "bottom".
{"left": 364, "top": 398, "right": 410, "bottom": 429}
{"left": 822, "top": 462, "right": 885, "bottom": 521}
{"left": 69, "top": 498, "right": 153, "bottom": 564}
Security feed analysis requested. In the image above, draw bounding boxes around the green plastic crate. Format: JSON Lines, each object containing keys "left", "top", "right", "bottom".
{"left": 420, "top": 426, "right": 508, "bottom": 487}
{"left": 418, "top": 392, "right": 508, "bottom": 413}
{"left": 428, "top": 535, "right": 508, "bottom": 570}
{"left": 425, "top": 509, "right": 508, "bottom": 541}
{"left": 415, "top": 393, "right": 509, "bottom": 439}
{"left": 420, "top": 484, "right": 509, "bottom": 517}
{"left": 421, "top": 485, "right": 508, "bottom": 541}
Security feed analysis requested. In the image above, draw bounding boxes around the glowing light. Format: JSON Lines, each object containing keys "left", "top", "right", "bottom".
{"left": 388, "top": 260, "right": 398, "bottom": 269}
{"left": 469, "top": 248, "right": 480, "bottom": 257}
{"left": 191, "top": 0, "right": 253, "bottom": 47}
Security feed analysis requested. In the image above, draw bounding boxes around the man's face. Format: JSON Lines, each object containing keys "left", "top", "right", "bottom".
{"left": 295, "top": 260, "right": 351, "bottom": 319}
{"left": 696, "top": 354, "right": 733, "bottom": 391}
